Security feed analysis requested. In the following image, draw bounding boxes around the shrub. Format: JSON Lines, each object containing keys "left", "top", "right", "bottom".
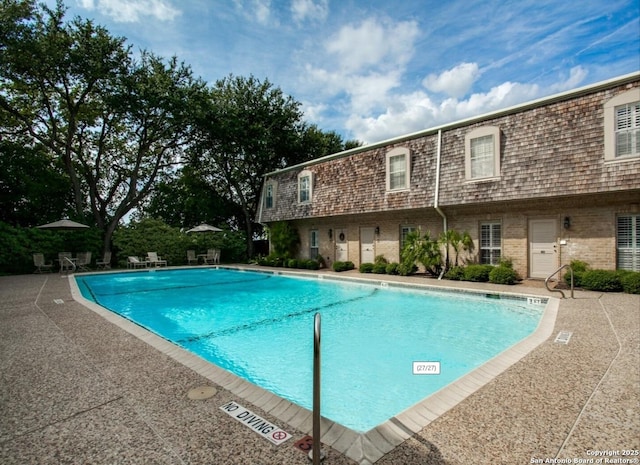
{"left": 398, "top": 262, "right": 418, "bottom": 276}
{"left": 463, "top": 264, "right": 493, "bottom": 282}
{"left": 580, "top": 270, "right": 623, "bottom": 292}
{"left": 385, "top": 262, "right": 400, "bottom": 275}
{"left": 620, "top": 271, "right": 640, "bottom": 294}
{"left": 489, "top": 266, "right": 518, "bottom": 285}
{"left": 374, "top": 255, "right": 388, "bottom": 265}
{"left": 304, "top": 259, "right": 320, "bottom": 270}
{"left": 565, "top": 260, "right": 589, "bottom": 287}
{"left": 372, "top": 263, "right": 388, "bottom": 274}
{"left": 333, "top": 261, "right": 355, "bottom": 272}
{"left": 286, "top": 259, "right": 298, "bottom": 268}
{"left": 444, "top": 266, "right": 465, "bottom": 281}
{"left": 359, "top": 263, "right": 374, "bottom": 273}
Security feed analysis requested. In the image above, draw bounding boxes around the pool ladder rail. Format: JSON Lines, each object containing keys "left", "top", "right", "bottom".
{"left": 311, "top": 312, "right": 325, "bottom": 464}
{"left": 545, "top": 264, "right": 574, "bottom": 299}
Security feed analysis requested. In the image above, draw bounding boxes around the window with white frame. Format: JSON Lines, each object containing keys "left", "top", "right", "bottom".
{"left": 480, "top": 222, "right": 501, "bottom": 265}
{"left": 465, "top": 126, "right": 501, "bottom": 180}
{"left": 400, "top": 226, "right": 416, "bottom": 253}
{"left": 310, "top": 230, "right": 319, "bottom": 259}
{"left": 264, "top": 182, "right": 275, "bottom": 209}
{"left": 604, "top": 88, "right": 640, "bottom": 161}
{"left": 386, "top": 147, "right": 410, "bottom": 191}
{"left": 298, "top": 170, "right": 312, "bottom": 203}
{"left": 617, "top": 215, "right": 639, "bottom": 271}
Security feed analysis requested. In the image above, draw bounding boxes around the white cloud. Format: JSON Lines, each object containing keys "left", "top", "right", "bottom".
{"left": 422, "top": 62, "right": 480, "bottom": 98}
{"left": 291, "top": 0, "right": 328, "bottom": 23}
{"left": 346, "top": 68, "right": 588, "bottom": 144}
{"left": 76, "top": 0, "right": 180, "bottom": 22}
{"left": 548, "top": 66, "right": 588, "bottom": 92}
{"left": 325, "top": 18, "right": 419, "bottom": 73}
{"left": 232, "top": 0, "right": 273, "bottom": 25}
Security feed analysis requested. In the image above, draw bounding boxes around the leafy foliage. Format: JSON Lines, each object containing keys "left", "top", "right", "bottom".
{"left": 400, "top": 230, "right": 442, "bottom": 276}
{"left": 0, "top": 1, "right": 209, "bottom": 253}
{"left": 620, "top": 271, "right": 640, "bottom": 294}
{"left": 332, "top": 261, "right": 355, "bottom": 272}
{"left": 359, "top": 263, "right": 374, "bottom": 273}
{"left": 565, "top": 260, "right": 589, "bottom": 287}
{"left": 580, "top": 270, "right": 623, "bottom": 292}
{"left": 489, "top": 266, "right": 518, "bottom": 285}
{"left": 463, "top": 264, "right": 494, "bottom": 282}
{"left": 267, "top": 221, "right": 299, "bottom": 258}
{"left": 112, "top": 218, "right": 246, "bottom": 267}
{"left": 0, "top": 221, "right": 102, "bottom": 275}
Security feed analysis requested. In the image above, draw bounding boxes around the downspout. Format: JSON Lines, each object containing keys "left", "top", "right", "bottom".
{"left": 434, "top": 129, "right": 447, "bottom": 279}
{"left": 257, "top": 178, "right": 265, "bottom": 225}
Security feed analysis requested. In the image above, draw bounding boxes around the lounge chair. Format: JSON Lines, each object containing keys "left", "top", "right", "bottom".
{"left": 128, "top": 256, "right": 147, "bottom": 269}
{"left": 33, "top": 253, "right": 53, "bottom": 273}
{"left": 96, "top": 251, "right": 111, "bottom": 270}
{"left": 146, "top": 252, "right": 167, "bottom": 267}
{"left": 187, "top": 250, "right": 198, "bottom": 265}
{"left": 203, "top": 248, "right": 220, "bottom": 265}
{"left": 76, "top": 252, "right": 92, "bottom": 272}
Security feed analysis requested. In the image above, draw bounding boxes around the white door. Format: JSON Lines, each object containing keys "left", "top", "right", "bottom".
{"left": 360, "top": 227, "right": 375, "bottom": 264}
{"left": 529, "top": 219, "right": 557, "bottom": 279}
{"left": 335, "top": 229, "right": 348, "bottom": 262}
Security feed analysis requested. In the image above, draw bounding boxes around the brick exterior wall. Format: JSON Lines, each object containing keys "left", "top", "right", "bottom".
{"left": 258, "top": 75, "right": 640, "bottom": 278}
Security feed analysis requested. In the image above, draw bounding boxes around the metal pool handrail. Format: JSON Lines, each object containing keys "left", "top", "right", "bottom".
{"left": 545, "top": 264, "right": 574, "bottom": 298}
{"left": 311, "top": 312, "right": 325, "bottom": 464}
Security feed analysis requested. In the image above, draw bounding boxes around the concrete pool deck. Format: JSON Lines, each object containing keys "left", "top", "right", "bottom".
{"left": 1, "top": 268, "right": 638, "bottom": 464}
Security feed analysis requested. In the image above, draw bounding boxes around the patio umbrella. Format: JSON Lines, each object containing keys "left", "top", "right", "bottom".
{"left": 186, "top": 223, "right": 222, "bottom": 233}
{"left": 36, "top": 219, "right": 90, "bottom": 230}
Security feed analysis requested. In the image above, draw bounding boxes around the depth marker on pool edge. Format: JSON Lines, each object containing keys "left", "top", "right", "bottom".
{"left": 220, "top": 401, "right": 292, "bottom": 445}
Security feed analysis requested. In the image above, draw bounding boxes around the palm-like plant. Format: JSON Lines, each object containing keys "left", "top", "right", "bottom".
{"left": 401, "top": 230, "right": 442, "bottom": 276}
{"left": 439, "top": 229, "right": 475, "bottom": 271}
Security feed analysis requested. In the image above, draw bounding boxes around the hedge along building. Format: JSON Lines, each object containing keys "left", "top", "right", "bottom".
{"left": 257, "top": 72, "right": 640, "bottom": 279}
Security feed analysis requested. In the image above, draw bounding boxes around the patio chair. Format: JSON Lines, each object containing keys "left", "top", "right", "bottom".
{"left": 127, "top": 256, "right": 147, "bottom": 269}
{"left": 203, "top": 248, "right": 220, "bottom": 265}
{"left": 96, "top": 251, "right": 111, "bottom": 270}
{"left": 33, "top": 253, "right": 53, "bottom": 273}
{"left": 146, "top": 252, "right": 167, "bottom": 267}
{"left": 187, "top": 250, "right": 198, "bottom": 265}
{"left": 76, "top": 252, "right": 92, "bottom": 272}
{"left": 58, "top": 252, "right": 74, "bottom": 273}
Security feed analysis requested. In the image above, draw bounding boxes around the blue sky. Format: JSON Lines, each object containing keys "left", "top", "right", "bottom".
{"left": 49, "top": 0, "right": 639, "bottom": 144}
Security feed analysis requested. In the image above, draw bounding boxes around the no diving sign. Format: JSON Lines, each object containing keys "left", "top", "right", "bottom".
{"left": 220, "top": 401, "right": 292, "bottom": 445}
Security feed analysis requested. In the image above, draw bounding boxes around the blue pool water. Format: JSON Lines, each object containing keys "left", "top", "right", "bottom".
{"left": 76, "top": 268, "right": 545, "bottom": 432}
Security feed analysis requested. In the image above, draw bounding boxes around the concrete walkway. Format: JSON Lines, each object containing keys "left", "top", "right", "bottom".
{"left": 0, "top": 270, "right": 638, "bottom": 464}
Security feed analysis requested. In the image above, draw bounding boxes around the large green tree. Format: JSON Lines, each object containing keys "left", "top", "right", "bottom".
{"left": 0, "top": 0, "right": 207, "bottom": 252}
{"left": 180, "top": 75, "right": 361, "bottom": 258}
{"left": 187, "top": 75, "right": 307, "bottom": 257}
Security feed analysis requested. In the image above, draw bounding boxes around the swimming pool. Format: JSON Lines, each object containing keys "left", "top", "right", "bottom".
{"left": 76, "top": 267, "right": 547, "bottom": 433}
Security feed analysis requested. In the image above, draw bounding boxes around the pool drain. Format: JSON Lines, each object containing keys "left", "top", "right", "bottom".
{"left": 554, "top": 330, "right": 573, "bottom": 344}
{"left": 187, "top": 385, "right": 217, "bottom": 400}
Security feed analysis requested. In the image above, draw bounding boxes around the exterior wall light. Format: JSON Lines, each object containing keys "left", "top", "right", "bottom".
{"left": 563, "top": 217, "right": 571, "bottom": 229}
{"left": 328, "top": 228, "right": 332, "bottom": 239}
{"left": 375, "top": 226, "right": 380, "bottom": 235}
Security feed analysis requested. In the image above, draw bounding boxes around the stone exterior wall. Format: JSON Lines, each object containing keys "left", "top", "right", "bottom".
{"left": 258, "top": 75, "right": 640, "bottom": 277}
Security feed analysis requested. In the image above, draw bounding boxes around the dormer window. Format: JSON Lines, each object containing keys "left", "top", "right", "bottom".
{"left": 386, "top": 147, "right": 410, "bottom": 191}
{"left": 264, "top": 181, "right": 276, "bottom": 209}
{"left": 465, "top": 126, "right": 501, "bottom": 180}
{"left": 604, "top": 88, "right": 640, "bottom": 161}
{"left": 298, "top": 170, "right": 313, "bottom": 204}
